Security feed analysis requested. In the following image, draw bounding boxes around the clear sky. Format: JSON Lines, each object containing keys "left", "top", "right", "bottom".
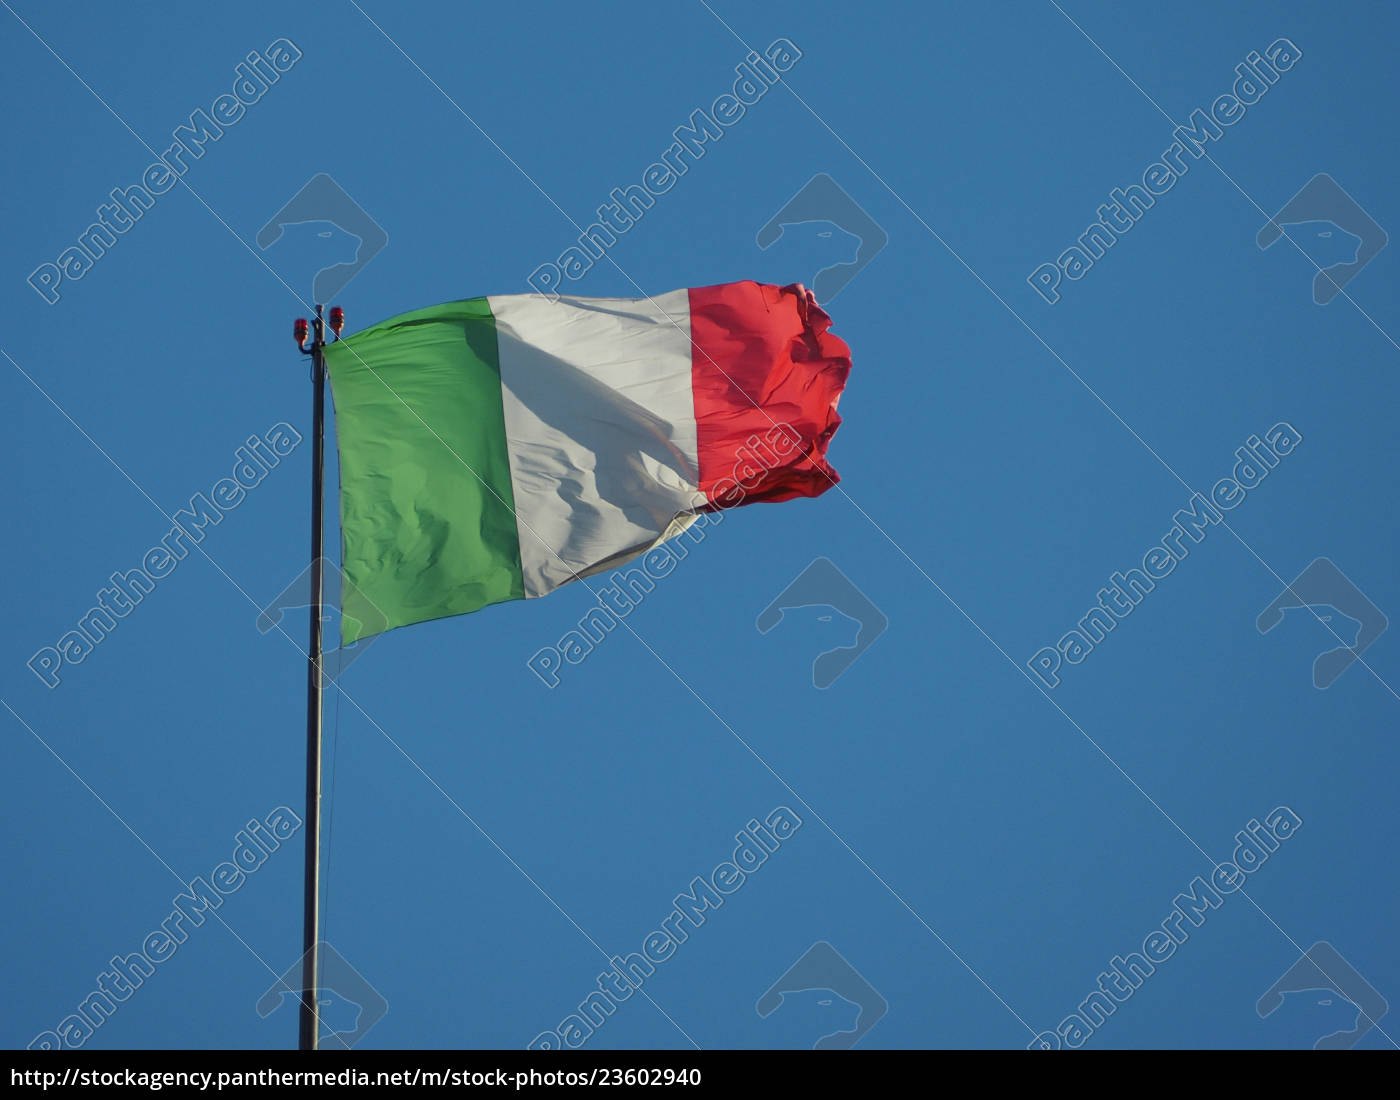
{"left": 3, "top": 0, "right": 1397, "bottom": 1051}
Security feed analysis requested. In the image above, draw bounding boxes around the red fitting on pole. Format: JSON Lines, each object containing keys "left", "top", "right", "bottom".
{"left": 328, "top": 306, "right": 344, "bottom": 336}
{"left": 294, "top": 318, "right": 310, "bottom": 345}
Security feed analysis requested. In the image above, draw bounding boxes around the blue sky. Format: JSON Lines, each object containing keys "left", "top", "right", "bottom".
{"left": 3, "top": 0, "right": 1397, "bottom": 1051}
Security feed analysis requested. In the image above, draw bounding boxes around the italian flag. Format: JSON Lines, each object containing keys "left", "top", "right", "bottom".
{"left": 323, "top": 281, "right": 851, "bottom": 643}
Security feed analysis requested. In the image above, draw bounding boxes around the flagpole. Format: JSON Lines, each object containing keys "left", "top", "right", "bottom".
{"left": 294, "top": 303, "right": 336, "bottom": 1052}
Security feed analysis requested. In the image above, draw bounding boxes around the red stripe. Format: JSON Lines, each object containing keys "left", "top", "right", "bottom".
{"left": 688, "top": 281, "right": 851, "bottom": 509}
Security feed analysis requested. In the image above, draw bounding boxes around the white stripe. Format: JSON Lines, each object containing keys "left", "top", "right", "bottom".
{"left": 489, "top": 290, "right": 703, "bottom": 598}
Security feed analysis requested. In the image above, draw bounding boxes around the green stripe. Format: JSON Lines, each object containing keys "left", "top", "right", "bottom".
{"left": 325, "top": 299, "right": 524, "bottom": 644}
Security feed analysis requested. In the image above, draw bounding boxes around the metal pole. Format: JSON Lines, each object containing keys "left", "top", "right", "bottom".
{"left": 300, "top": 303, "right": 326, "bottom": 1052}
